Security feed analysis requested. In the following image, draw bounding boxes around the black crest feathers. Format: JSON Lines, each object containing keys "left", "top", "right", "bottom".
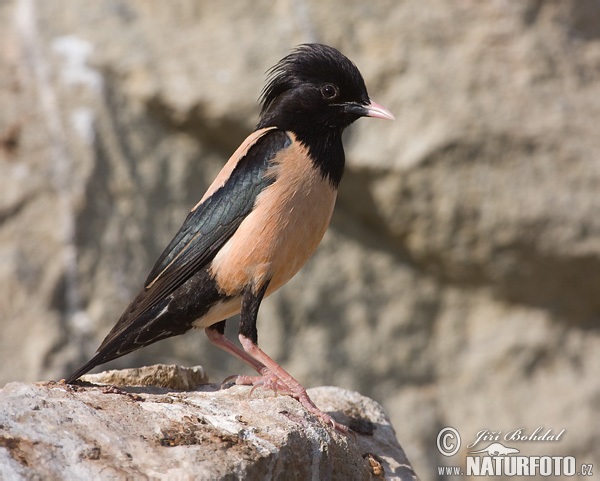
{"left": 257, "top": 44, "right": 372, "bottom": 187}
{"left": 258, "top": 44, "right": 369, "bottom": 129}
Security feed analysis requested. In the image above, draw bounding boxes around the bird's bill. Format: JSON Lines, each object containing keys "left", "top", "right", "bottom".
{"left": 363, "top": 100, "right": 395, "bottom": 120}
{"left": 342, "top": 100, "right": 395, "bottom": 120}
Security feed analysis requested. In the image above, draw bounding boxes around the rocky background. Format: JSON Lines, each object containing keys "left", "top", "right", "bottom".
{"left": 1, "top": 1, "right": 599, "bottom": 479}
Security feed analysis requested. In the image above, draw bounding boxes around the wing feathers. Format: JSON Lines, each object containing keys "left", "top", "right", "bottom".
{"left": 145, "top": 129, "right": 290, "bottom": 286}
{"left": 96, "top": 129, "right": 291, "bottom": 352}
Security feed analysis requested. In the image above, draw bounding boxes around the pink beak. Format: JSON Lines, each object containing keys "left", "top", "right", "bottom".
{"left": 364, "top": 100, "right": 395, "bottom": 121}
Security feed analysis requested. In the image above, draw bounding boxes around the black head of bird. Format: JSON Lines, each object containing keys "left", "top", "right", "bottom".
{"left": 258, "top": 43, "right": 394, "bottom": 136}
{"left": 257, "top": 44, "right": 394, "bottom": 186}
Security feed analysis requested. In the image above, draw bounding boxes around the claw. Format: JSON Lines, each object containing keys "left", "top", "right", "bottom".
{"left": 220, "top": 374, "right": 239, "bottom": 389}
{"left": 248, "top": 381, "right": 264, "bottom": 397}
{"left": 320, "top": 411, "right": 352, "bottom": 436}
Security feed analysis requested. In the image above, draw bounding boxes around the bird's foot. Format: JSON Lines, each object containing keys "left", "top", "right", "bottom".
{"left": 224, "top": 369, "right": 292, "bottom": 396}
{"left": 284, "top": 381, "right": 351, "bottom": 436}
{"left": 223, "top": 368, "right": 350, "bottom": 435}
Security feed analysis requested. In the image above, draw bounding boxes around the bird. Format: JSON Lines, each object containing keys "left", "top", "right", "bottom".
{"left": 66, "top": 43, "right": 394, "bottom": 434}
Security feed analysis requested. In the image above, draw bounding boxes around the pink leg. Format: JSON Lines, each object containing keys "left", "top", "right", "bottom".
{"left": 239, "top": 334, "right": 350, "bottom": 435}
{"left": 204, "top": 328, "right": 289, "bottom": 392}
{"left": 205, "top": 327, "right": 265, "bottom": 373}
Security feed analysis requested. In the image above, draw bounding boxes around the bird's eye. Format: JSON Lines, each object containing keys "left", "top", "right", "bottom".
{"left": 321, "top": 84, "right": 339, "bottom": 100}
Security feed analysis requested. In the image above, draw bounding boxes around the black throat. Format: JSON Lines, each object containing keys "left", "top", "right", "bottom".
{"left": 294, "top": 127, "right": 345, "bottom": 189}
{"left": 257, "top": 111, "right": 346, "bottom": 188}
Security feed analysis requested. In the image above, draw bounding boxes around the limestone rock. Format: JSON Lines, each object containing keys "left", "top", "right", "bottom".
{"left": 80, "top": 364, "right": 208, "bottom": 391}
{"left": 0, "top": 366, "right": 417, "bottom": 480}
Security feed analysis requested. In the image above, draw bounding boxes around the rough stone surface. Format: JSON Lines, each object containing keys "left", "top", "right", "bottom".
{"left": 80, "top": 364, "right": 208, "bottom": 391}
{"left": 1, "top": 1, "right": 600, "bottom": 479}
{"left": 0, "top": 366, "right": 417, "bottom": 480}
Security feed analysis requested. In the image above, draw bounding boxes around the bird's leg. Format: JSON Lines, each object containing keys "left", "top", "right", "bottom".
{"left": 205, "top": 321, "right": 266, "bottom": 373}
{"left": 205, "top": 321, "right": 289, "bottom": 393}
{"left": 238, "top": 334, "right": 349, "bottom": 434}
{"left": 238, "top": 283, "right": 350, "bottom": 435}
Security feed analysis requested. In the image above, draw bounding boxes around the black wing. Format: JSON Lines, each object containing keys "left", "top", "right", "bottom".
{"left": 97, "top": 129, "right": 291, "bottom": 351}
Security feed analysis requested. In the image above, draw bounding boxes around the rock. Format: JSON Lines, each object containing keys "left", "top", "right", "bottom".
{"left": 0, "top": 365, "right": 417, "bottom": 480}
{"left": 1, "top": 1, "right": 600, "bottom": 479}
{"left": 80, "top": 364, "right": 208, "bottom": 391}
